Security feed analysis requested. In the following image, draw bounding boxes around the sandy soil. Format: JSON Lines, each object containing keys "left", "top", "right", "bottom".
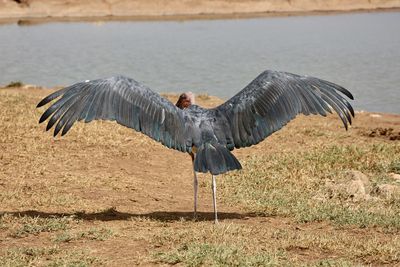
{"left": 0, "top": 0, "right": 400, "bottom": 23}
{"left": 0, "top": 86, "right": 399, "bottom": 265}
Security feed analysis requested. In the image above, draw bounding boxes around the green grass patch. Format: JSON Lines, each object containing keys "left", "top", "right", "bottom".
{"left": 389, "top": 161, "right": 400, "bottom": 174}
{"left": 155, "top": 242, "right": 285, "bottom": 266}
{"left": 151, "top": 223, "right": 289, "bottom": 266}
{"left": 53, "top": 227, "right": 114, "bottom": 242}
{"left": 0, "top": 246, "right": 100, "bottom": 267}
{"left": 149, "top": 222, "right": 397, "bottom": 266}
{"left": 0, "top": 214, "right": 77, "bottom": 238}
{"left": 308, "top": 259, "right": 359, "bottom": 267}
{"left": 220, "top": 143, "right": 400, "bottom": 229}
{"left": 5, "top": 81, "right": 23, "bottom": 88}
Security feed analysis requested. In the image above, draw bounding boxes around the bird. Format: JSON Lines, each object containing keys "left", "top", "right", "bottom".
{"left": 37, "top": 70, "right": 354, "bottom": 223}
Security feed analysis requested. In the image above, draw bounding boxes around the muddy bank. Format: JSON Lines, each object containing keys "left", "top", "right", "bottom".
{"left": 1, "top": 0, "right": 400, "bottom": 23}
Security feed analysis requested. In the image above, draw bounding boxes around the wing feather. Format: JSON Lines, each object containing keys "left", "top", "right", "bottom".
{"left": 214, "top": 70, "right": 354, "bottom": 149}
{"left": 37, "top": 76, "right": 192, "bottom": 152}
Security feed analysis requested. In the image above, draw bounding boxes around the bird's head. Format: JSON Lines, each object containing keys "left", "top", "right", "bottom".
{"left": 176, "top": 92, "right": 195, "bottom": 109}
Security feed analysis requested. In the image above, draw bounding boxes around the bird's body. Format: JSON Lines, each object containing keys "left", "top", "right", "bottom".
{"left": 37, "top": 70, "right": 354, "bottom": 223}
{"left": 182, "top": 104, "right": 242, "bottom": 174}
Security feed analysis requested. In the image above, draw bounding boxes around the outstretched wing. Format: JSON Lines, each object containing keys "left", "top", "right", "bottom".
{"left": 214, "top": 70, "right": 354, "bottom": 149}
{"left": 37, "top": 76, "right": 191, "bottom": 152}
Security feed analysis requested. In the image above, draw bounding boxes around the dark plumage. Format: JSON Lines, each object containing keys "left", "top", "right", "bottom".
{"left": 37, "top": 70, "right": 354, "bottom": 222}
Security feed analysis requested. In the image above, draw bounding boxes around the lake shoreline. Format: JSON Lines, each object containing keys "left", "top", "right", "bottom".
{"left": 0, "top": 0, "right": 400, "bottom": 25}
{"left": 1, "top": 85, "right": 399, "bottom": 116}
{"left": 1, "top": 11, "right": 399, "bottom": 114}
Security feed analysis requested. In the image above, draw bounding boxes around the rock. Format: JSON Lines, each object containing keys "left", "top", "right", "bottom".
{"left": 375, "top": 184, "right": 400, "bottom": 198}
{"left": 345, "top": 171, "right": 370, "bottom": 201}
{"left": 389, "top": 173, "right": 400, "bottom": 182}
{"left": 326, "top": 170, "right": 371, "bottom": 201}
{"left": 347, "top": 170, "right": 370, "bottom": 186}
{"left": 346, "top": 179, "right": 369, "bottom": 201}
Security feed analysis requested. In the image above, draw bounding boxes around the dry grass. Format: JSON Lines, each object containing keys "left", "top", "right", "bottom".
{"left": 0, "top": 246, "right": 101, "bottom": 267}
{"left": 220, "top": 144, "right": 400, "bottom": 228}
{"left": 0, "top": 87, "right": 399, "bottom": 266}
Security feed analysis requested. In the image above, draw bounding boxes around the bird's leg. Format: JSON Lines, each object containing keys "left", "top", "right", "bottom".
{"left": 193, "top": 163, "right": 198, "bottom": 220}
{"left": 191, "top": 153, "right": 198, "bottom": 220}
{"left": 211, "top": 175, "right": 218, "bottom": 223}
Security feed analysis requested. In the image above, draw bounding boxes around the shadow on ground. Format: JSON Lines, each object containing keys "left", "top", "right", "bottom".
{"left": 1, "top": 208, "right": 263, "bottom": 222}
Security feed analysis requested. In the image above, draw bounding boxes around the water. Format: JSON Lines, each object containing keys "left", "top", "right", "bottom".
{"left": 0, "top": 12, "right": 399, "bottom": 113}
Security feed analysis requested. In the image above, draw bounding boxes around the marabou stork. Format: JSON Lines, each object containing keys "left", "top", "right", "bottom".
{"left": 37, "top": 70, "right": 354, "bottom": 223}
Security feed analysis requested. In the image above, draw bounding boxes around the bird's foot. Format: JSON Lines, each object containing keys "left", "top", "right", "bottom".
{"left": 193, "top": 212, "right": 198, "bottom": 221}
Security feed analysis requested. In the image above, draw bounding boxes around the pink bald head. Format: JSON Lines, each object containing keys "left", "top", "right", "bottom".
{"left": 176, "top": 92, "right": 195, "bottom": 109}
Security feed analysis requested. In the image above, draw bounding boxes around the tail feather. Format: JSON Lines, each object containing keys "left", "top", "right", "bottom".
{"left": 194, "top": 143, "right": 242, "bottom": 175}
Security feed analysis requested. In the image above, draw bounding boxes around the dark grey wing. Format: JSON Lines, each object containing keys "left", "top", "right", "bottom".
{"left": 214, "top": 70, "right": 354, "bottom": 149}
{"left": 37, "top": 76, "right": 191, "bottom": 152}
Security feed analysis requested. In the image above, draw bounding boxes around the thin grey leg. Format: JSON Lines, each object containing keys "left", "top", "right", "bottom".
{"left": 193, "top": 166, "right": 198, "bottom": 220}
{"left": 211, "top": 175, "right": 218, "bottom": 223}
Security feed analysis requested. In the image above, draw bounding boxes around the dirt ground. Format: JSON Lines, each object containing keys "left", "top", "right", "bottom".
{"left": 1, "top": 0, "right": 400, "bottom": 24}
{"left": 0, "top": 86, "right": 399, "bottom": 266}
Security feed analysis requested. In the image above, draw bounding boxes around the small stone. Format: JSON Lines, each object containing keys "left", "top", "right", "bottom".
{"left": 346, "top": 178, "right": 369, "bottom": 201}
{"left": 375, "top": 184, "right": 400, "bottom": 198}
{"left": 389, "top": 173, "right": 400, "bottom": 182}
{"left": 346, "top": 171, "right": 370, "bottom": 201}
{"left": 370, "top": 114, "right": 382, "bottom": 118}
{"left": 326, "top": 171, "right": 371, "bottom": 201}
